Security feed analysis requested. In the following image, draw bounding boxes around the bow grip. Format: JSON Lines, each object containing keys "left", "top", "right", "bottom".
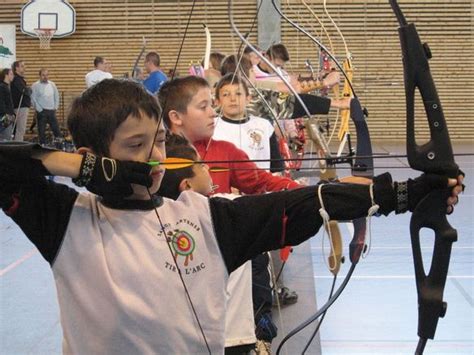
{"left": 410, "top": 190, "right": 458, "bottom": 340}
{"left": 396, "top": 22, "right": 458, "bottom": 178}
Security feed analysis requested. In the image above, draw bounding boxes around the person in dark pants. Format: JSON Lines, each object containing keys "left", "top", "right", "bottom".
{"left": 0, "top": 68, "right": 15, "bottom": 141}
{"left": 31, "top": 68, "right": 62, "bottom": 145}
{"left": 10, "top": 60, "right": 31, "bottom": 141}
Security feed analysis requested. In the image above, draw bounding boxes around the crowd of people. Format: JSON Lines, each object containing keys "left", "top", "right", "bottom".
{"left": 0, "top": 43, "right": 463, "bottom": 355}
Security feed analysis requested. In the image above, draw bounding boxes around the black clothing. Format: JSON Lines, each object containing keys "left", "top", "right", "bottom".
{"left": 0, "top": 82, "right": 14, "bottom": 115}
{"left": 293, "top": 93, "right": 331, "bottom": 118}
{"left": 11, "top": 75, "right": 31, "bottom": 108}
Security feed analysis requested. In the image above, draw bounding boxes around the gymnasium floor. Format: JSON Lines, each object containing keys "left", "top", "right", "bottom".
{"left": 1, "top": 142, "right": 472, "bottom": 354}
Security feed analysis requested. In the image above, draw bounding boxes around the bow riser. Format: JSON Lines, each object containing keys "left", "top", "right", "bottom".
{"left": 397, "top": 25, "right": 457, "bottom": 177}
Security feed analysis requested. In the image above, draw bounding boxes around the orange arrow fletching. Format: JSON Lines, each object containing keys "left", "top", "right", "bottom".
{"left": 209, "top": 167, "right": 230, "bottom": 173}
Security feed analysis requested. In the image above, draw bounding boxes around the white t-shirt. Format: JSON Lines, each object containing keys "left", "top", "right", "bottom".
{"left": 213, "top": 115, "right": 274, "bottom": 170}
{"left": 54, "top": 191, "right": 228, "bottom": 354}
{"left": 253, "top": 64, "right": 289, "bottom": 82}
{"left": 214, "top": 193, "right": 256, "bottom": 348}
{"left": 85, "top": 69, "right": 113, "bottom": 88}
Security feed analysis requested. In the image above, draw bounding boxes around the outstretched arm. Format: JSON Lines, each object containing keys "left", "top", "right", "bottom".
{"left": 212, "top": 172, "right": 463, "bottom": 273}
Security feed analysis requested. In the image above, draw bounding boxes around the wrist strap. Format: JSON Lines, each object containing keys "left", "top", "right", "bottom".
{"left": 395, "top": 181, "right": 409, "bottom": 214}
{"left": 73, "top": 152, "right": 96, "bottom": 187}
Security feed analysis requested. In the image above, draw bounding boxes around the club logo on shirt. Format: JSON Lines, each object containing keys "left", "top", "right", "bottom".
{"left": 248, "top": 129, "right": 264, "bottom": 150}
{"left": 170, "top": 230, "right": 195, "bottom": 266}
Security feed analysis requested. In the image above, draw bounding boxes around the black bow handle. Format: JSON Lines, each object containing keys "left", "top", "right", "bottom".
{"left": 390, "top": 0, "right": 459, "bottom": 351}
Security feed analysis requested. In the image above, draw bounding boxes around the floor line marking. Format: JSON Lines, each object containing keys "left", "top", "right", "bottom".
{"left": 314, "top": 275, "right": 474, "bottom": 279}
{"left": 0, "top": 248, "right": 37, "bottom": 277}
{"left": 311, "top": 246, "right": 474, "bottom": 250}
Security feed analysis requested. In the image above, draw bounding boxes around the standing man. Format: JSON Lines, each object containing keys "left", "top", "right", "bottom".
{"left": 0, "top": 68, "right": 15, "bottom": 141}
{"left": 143, "top": 52, "right": 168, "bottom": 95}
{"left": 10, "top": 60, "right": 31, "bottom": 141}
{"left": 31, "top": 68, "right": 62, "bottom": 145}
{"left": 85, "top": 56, "right": 113, "bottom": 88}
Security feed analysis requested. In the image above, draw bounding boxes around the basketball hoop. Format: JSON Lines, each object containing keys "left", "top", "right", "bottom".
{"left": 34, "top": 28, "right": 56, "bottom": 49}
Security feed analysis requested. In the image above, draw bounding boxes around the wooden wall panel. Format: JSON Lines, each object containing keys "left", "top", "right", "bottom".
{"left": 281, "top": 0, "right": 473, "bottom": 141}
{"left": 0, "top": 0, "right": 472, "bottom": 142}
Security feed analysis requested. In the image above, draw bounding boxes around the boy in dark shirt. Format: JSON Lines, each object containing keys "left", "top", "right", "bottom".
{"left": 0, "top": 79, "right": 462, "bottom": 354}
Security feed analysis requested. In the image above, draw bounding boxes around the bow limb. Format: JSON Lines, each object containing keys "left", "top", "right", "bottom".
{"left": 271, "top": 0, "right": 356, "bottom": 97}
{"left": 389, "top": 2, "right": 459, "bottom": 353}
{"left": 202, "top": 24, "right": 211, "bottom": 70}
{"left": 300, "top": 0, "right": 334, "bottom": 56}
{"left": 322, "top": 0, "right": 354, "bottom": 144}
{"left": 229, "top": 0, "right": 332, "bottom": 161}
{"left": 131, "top": 36, "right": 146, "bottom": 79}
{"left": 271, "top": 3, "right": 375, "bottom": 353}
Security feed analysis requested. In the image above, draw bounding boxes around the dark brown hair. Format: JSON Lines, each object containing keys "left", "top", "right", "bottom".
{"left": 266, "top": 44, "right": 290, "bottom": 62}
{"left": 215, "top": 73, "right": 249, "bottom": 99}
{"left": 158, "top": 133, "right": 197, "bottom": 199}
{"left": 220, "top": 54, "right": 253, "bottom": 77}
{"left": 67, "top": 79, "right": 162, "bottom": 156}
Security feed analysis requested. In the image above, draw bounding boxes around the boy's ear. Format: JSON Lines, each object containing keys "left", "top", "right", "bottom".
{"left": 168, "top": 110, "right": 184, "bottom": 128}
{"left": 76, "top": 147, "right": 94, "bottom": 155}
{"left": 179, "top": 178, "right": 191, "bottom": 192}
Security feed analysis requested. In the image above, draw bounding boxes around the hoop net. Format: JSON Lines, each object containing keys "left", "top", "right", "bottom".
{"left": 34, "top": 28, "right": 55, "bottom": 49}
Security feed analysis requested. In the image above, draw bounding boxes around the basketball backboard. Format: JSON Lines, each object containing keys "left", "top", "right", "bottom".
{"left": 21, "top": 0, "right": 76, "bottom": 38}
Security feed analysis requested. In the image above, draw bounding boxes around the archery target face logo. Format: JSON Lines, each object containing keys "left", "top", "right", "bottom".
{"left": 171, "top": 230, "right": 196, "bottom": 266}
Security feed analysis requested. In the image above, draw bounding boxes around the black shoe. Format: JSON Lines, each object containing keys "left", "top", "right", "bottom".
{"left": 273, "top": 287, "right": 298, "bottom": 306}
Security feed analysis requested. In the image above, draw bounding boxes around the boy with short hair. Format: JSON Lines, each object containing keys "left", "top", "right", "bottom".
{"left": 159, "top": 75, "right": 300, "bottom": 193}
{"left": 213, "top": 73, "right": 298, "bottom": 350}
{"left": 0, "top": 79, "right": 461, "bottom": 354}
{"left": 159, "top": 133, "right": 257, "bottom": 354}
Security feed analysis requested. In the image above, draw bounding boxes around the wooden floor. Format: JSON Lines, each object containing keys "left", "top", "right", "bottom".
{"left": 1, "top": 142, "right": 473, "bottom": 354}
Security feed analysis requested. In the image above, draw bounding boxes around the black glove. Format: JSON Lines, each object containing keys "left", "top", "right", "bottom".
{"left": 395, "top": 173, "right": 450, "bottom": 214}
{"left": 73, "top": 152, "right": 153, "bottom": 198}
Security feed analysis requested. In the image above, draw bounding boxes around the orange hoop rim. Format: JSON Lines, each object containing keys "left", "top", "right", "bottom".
{"left": 34, "top": 28, "right": 56, "bottom": 35}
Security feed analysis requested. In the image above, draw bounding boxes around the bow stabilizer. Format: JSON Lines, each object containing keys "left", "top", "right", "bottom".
{"left": 389, "top": 1, "right": 459, "bottom": 353}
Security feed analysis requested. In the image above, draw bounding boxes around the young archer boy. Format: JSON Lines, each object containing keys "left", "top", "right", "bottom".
{"left": 158, "top": 134, "right": 258, "bottom": 354}
{"left": 0, "top": 79, "right": 462, "bottom": 354}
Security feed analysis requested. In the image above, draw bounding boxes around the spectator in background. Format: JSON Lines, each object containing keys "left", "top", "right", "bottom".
{"left": 85, "top": 56, "right": 113, "bottom": 88}
{"left": 0, "top": 68, "right": 15, "bottom": 141}
{"left": 10, "top": 60, "right": 31, "bottom": 141}
{"left": 205, "top": 51, "right": 225, "bottom": 95}
{"left": 31, "top": 68, "right": 62, "bottom": 145}
{"left": 143, "top": 51, "right": 168, "bottom": 95}
{"left": 244, "top": 45, "right": 262, "bottom": 66}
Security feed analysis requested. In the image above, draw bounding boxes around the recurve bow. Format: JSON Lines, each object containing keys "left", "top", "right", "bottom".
{"left": 389, "top": 1, "right": 459, "bottom": 353}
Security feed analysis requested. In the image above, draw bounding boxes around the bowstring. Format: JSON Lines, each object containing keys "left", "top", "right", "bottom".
{"left": 146, "top": 0, "right": 212, "bottom": 352}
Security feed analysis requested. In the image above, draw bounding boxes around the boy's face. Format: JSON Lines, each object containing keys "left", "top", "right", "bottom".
{"left": 185, "top": 162, "right": 213, "bottom": 196}
{"left": 108, "top": 113, "right": 166, "bottom": 199}
{"left": 215, "top": 83, "right": 248, "bottom": 120}
{"left": 171, "top": 87, "right": 216, "bottom": 143}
